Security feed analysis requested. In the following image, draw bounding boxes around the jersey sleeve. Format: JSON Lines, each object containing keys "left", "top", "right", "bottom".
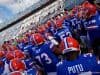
{"left": 27, "top": 68, "right": 38, "bottom": 75}
{"left": 0, "top": 67, "right": 4, "bottom": 75}
{"left": 56, "top": 61, "right": 66, "bottom": 75}
{"left": 91, "top": 60, "right": 100, "bottom": 75}
{"left": 54, "top": 34, "right": 61, "bottom": 43}
{"left": 83, "top": 53, "right": 100, "bottom": 72}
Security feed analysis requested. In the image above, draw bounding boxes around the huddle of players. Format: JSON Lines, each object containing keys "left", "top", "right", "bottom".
{"left": 0, "top": 1, "right": 100, "bottom": 75}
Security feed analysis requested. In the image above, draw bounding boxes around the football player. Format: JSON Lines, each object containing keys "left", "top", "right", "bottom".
{"left": 28, "top": 33, "right": 60, "bottom": 75}
{"left": 0, "top": 50, "right": 5, "bottom": 75}
{"left": 57, "top": 36, "right": 100, "bottom": 75}
{"left": 82, "top": 1, "right": 100, "bottom": 51}
{"left": 54, "top": 18, "right": 72, "bottom": 43}
{"left": 0, "top": 60, "right": 4, "bottom": 75}
{"left": 9, "top": 58, "right": 41, "bottom": 75}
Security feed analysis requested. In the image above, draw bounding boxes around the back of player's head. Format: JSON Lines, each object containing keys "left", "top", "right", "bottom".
{"left": 82, "top": 1, "right": 97, "bottom": 18}
{"left": 59, "top": 37, "right": 80, "bottom": 60}
{"left": 22, "top": 36, "right": 29, "bottom": 44}
{"left": 31, "top": 33, "right": 45, "bottom": 45}
{"left": 59, "top": 37, "right": 80, "bottom": 54}
{"left": 9, "top": 71, "right": 22, "bottom": 75}
{"left": 14, "top": 50, "right": 25, "bottom": 60}
{"left": 6, "top": 51, "right": 15, "bottom": 61}
{"left": 37, "top": 25, "right": 46, "bottom": 34}
{"left": 0, "top": 50, "right": 5, "bottom": 58}
{"left": 46, "top": 20, "right": 52, "bottom": 27}
{"left": 55, "top": 19, "right": 63, "bottom": 29}
{"left": 10, "top": 58, "right": 26, "bottom": 72}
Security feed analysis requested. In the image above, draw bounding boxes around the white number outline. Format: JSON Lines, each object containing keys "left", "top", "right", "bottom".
{"left": 35, "top": 53, "right": 52, "bottom": 64}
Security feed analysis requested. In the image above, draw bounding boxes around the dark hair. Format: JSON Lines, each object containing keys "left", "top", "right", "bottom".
{"left": 64, "top": 51, "right": 80, "bottom": 61}
{"left": 92, "top": 38, "right": 100, "bottom": 59}
{"left": 87, "top": 0, "right": 95, "bottom": 4}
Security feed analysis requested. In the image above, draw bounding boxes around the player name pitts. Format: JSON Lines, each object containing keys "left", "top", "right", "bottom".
{"left": 67, "top": 64, "right": 84, "bottom": 74}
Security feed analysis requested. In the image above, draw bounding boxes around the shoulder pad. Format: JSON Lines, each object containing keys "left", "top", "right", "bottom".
{"left": 56, "top": 61, "right": 63, "bottom": 67}
{"left": 97, "top": 60, "right": 100, "bottom": 65}
{"left": 83, "top": 53, "right": 93, "bottom": 58}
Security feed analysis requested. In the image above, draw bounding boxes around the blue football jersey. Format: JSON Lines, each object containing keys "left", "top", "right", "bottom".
{"left": 23, "top": 44, "right": 34, "bottom": 52}
{"left": 30, "top": 42, "right": 59, "bottom": 73}
{"left": 26, "top": 68, "right": 39, "bottom": 75}
{"left": 54, "top": 27, "right": 72, "bottom": 41}
{"left": 57, "top": 53, "right": 100, "bottom": 75}
{"left": 17, "top": 43, "right": 26, "bottom": 51}
{"left": 24, "top": 58, "right": 34, "bottom": 70}
{"left": 63, "top": 19, "right": 71, "bottom": 27}
{"left": 0, "top": 59, "right": 4, "bottom": 75}
{"left": 0, "top": 66, "right": 4, "bottom": 75}
{"left": 48, "top": 26, "right": 57, "bottom": 36}
{"left": 70, "top": 17, "right": 83, "bottom": 31}
{"left": 86, "top": 11, "right": 100, "bottom": 44}
{"left": 70, "top": 17, "right": 78, "bottom": 27}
